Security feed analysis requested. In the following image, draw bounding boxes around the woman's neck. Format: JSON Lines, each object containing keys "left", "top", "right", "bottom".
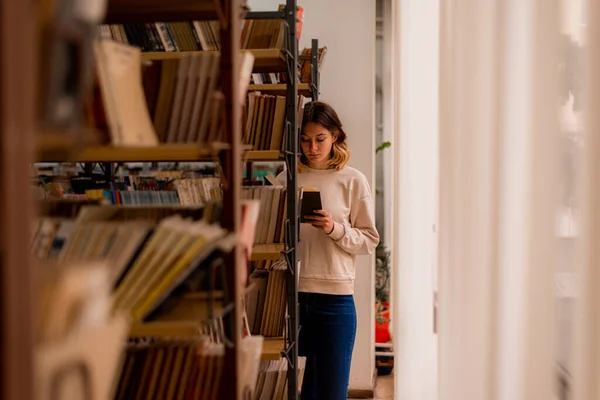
{"left": 307, "top": 161, "right": 330, "bottom": 170}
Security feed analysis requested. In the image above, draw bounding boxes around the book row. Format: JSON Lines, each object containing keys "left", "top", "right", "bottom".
{"left": 98, "top": 4, "right": 303, "bottom": 52}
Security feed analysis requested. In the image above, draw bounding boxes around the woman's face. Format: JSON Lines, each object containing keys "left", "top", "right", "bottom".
{"left": 300, "top": 123, "right": 337, "bottom": 169}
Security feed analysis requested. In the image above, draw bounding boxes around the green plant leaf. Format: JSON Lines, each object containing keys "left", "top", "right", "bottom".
{"left": 376, "top": 141, "right": 391, "bottom": 154}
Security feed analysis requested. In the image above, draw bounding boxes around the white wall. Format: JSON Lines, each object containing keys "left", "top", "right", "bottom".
{"left": 248, "top": 0, "right": 377, "bottom": 392}
{"left": 437, "top": 1, "right": 559, "bottom": 399}
{"left": 382, "top": 0, "right": 395, "bottom": 252}
{"left": 393, "top": 0, "right": 439, "bottom": 399}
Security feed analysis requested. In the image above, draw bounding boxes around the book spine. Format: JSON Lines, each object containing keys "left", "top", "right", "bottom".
{"left": 146, "top": 23, "right": 164, "bottom": 52}
{"left": 143, "top": 23, "right": 158, "bottom": 51}
{"left": 164, "top": 24, "right": 180, "bottom": 52}
{"left": 155, "top": 23, "right": 177, "bottom": 52}
{"left": 189, "top": 22, "right": 203, "bottom": 51}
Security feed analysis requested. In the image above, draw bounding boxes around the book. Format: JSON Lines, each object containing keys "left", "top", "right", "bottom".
{"left": 32, "top": 204, "right": 236, "bottom": 323}
{"left": 244, "top": 260, "right": 288, "bottom": 338}
{"left": 300, "top": 45, "right": 328, "bottom": 84}
{"left": 34, "top": 259, "right": 129, "bottom": 400}
{"left": 100, "top": 4, "right": 302, "bottom": 53}
{"left": 264, "top": 174, "right": 280, "bottom": 186}
{"left": 93, "top": 39, "right": 159, "bottom": 146}
{"left": 34, "top": 172, "right": 223, "bottom": 206}
{"left": 251, "top": 356, "right": 307, "bottom": 400}
{"left": 113, "top": 333, "right": 265, "bottom": 400}
{"left": 244, "top": 93, "right": 304, "bottom": 151}
{"left": 86, "top": 43, "right": 255, "bottom": 145}
{"left": 36, "top": 315, "right": 129, "bottom": 400}
{"left": 241, "top": 199, "right": 261, "bottom": 261}
{"left": 299, "top": 187, "right": 322, "bottom": 223}
{"left": 241, "top": 186, "right": 287, "bottom": 245}
{"left": 38, "top": 0, "right": 99, "bottom": 130}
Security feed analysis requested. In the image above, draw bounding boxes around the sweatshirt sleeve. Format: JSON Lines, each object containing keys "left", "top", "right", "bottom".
{"left": 327, "top": 177, "right": 380, "bottom": 255}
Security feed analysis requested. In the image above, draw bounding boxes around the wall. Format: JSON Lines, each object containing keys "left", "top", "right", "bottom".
{"left": 381, "top": 0, "right": 395, "bottom": 252}
{"left": 437, "top": 1, "right": 559, "bottom": 399}
{"left": 248, "top": 0, "right": 377, "bottom": 392}
{"left": 375, "top": 14, "right": 385, "bottom": 241}
{"left": 393, "top": 0, "right": 439, "bottom": 399}
{"left": 380, "top": 0, "right": 395, "bottom": 339}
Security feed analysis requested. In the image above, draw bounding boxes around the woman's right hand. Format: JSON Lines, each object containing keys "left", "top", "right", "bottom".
{"left": 305, "top": 210, "right": 335, "bottom": 234}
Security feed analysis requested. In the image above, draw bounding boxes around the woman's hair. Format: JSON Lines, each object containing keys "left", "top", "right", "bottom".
{"left": 299, "top": 101, "right": 350, "bottom": 169}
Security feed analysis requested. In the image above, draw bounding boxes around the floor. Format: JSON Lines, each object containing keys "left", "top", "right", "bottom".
{"left": 348, "top": 372, "right": 394, "bottom": 400}
{"left": 374, "top": 372, "right": 394, "bottom": 400}
{"left": 374, "top": 372, "right": 394, "bottom": 399}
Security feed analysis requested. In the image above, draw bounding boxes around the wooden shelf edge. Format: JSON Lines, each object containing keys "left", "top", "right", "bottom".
{"left": 130, "top": 325, "right": 284, "bottom": 359}
{"left": 37, "top": 142, "right": 230, "bottom": 163}
{"left": 248, "top": 83, "right": 312, "bottom": 96}
{"left": 37, "top": 141, "right": 285, "bottom": 163}
{"left": 261, "top": 337, "right": 284, "bottom": 360}
{"left": 142, "top": 49, "right": 286, "bottom": 72}
{"left": 251, "top": 243, "right": 284, "bottom": 261}
{"left": 129, "top": 321, "right": 202, "bottom": 337}
{"left": 104, "top": 0, "right": 244, "bottom": 24}
{"left": 182, "top": 290, "right": 225, "bottom": 300}
{"left": 245, "top": 150, "right": 284, "bottom": 162}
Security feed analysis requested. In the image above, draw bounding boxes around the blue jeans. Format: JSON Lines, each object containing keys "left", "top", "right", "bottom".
{"left": 298, "top": 292, "right": 357, "bottom": 400}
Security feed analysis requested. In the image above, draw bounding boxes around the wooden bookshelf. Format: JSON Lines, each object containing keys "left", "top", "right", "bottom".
{"left": 3, "top": 1, "right": 36, "bottom": 397}
{"left": 142, "top": 49, "right": 286, "bottom": 72}
{"left": 141, "top": 51, "right": 213, "bottom": 61}
{"left": 104, "top": 0, "right": 246, "bottom": 24}
{"left": 249, "top": 83, "right": 312, "bottom": 97}
{"left": 129, "top": 321, "right": 204, "bottom": 337}
{"left": 261, "top": 337, "right": 285, "bottom": 360}
{"left": 38, "top": 144, "right": 283, "bottom": 163}
{"left": 248, "top": 49, "right": 286, "bottom": 72}
{"left": 131, "top": 296, "right": 227, "bottom": 323}
{"left": 37, "top": 142, "right": 230, "bottom": 162}
{"left": 252, "top": 243, "right": 284, "bottom": 261}
{"left": 245, "top": 150, "right": 284, "bottom": 162}
{"left": 37, "top": 131, "right": 92, "bottom": 149}
{"left": 131, "top": 324, "right": 284, "bottom": 361}
{"left": 25, "top": 1, "right": 312, "bottom": 398}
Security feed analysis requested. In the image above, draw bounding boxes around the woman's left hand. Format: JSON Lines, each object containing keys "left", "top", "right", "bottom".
{"left": 305, "top": 210, "right": 335, "bottom": 234}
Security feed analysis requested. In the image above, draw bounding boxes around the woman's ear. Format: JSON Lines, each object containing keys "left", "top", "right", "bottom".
{"left": 332, "top": 133, "right": 338, "bottom": 143}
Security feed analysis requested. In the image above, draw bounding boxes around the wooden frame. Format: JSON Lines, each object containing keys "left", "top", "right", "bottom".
{"left": 218, "top": 0, "right": 243, "bottom": 397}
{"left": 0, "top": 0, "right": 36, "bottom": 398}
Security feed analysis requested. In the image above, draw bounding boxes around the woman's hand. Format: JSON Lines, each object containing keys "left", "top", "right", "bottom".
{"left": 305, "top": 210, "right": 335, "bottom": 234}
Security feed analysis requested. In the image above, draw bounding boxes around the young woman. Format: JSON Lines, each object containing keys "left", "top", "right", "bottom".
{"left": 277, "top": 101, "right": 380, "bottom": 399}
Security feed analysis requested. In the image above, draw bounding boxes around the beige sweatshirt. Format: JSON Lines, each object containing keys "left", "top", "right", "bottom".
{"left": 277, "top": 166, "right": 379, "bottom": 295}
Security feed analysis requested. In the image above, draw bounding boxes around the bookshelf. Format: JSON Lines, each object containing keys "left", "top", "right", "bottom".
{"left": 2, "top": 1, "right": 36, "bottom": 398}
{"left": 241, "top": 8, "right": 321, "bottom": 400}
{"left": 97, "top": 5, "right": 248, "bottom": 396}
{"left": 127, "top": 328, "right": 285, "bottom": 362}
{"left": 246, "top": 150, "right": 285, "bottom": 161}
{"left": 262, "top": 337, "right": 286, "bottom": 360}
{"left": 141, "top": 49, "right": 287, "bottom": 72}
{"left": 129, "top": 321, "right": 207, "bottom": 338}
{"left": 37, "top": 142, "right": 230, "bottom": 162}
{"left": 250, "top": 83, "right": 313, "bottom": 96}
{"left": 251, "top": 243, "right": 286, "bottom": 261}
{"left": 104, "top": 0, "right": 244, "bottom": 24}
{"left": 31, "top": 1, "right": 247, "bottom": 400}
{"left": 37, "top": 143, "right": 290, "bottom": 163}
{"left": 26, "top": 1, "right": 323, "bottom": 399}
{"left": 36, "top": 141, "right": 287, "bottom": 163}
